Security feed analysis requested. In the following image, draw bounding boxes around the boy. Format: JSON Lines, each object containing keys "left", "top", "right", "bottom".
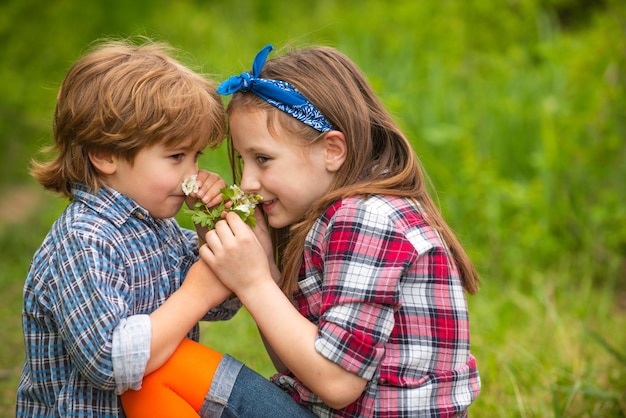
{"left": 16, "top": 39, "right": 237, "bottom": 417}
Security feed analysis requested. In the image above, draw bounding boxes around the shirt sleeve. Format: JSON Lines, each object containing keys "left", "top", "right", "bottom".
{"left": 202, "top": 296, "right": 242, "bottom": 321}
{"left": 111, "top": 315, "right": 151, "bottom": 394}
{"left": 313, "top": 201, "right": 416, "bottom": 380}
{"left": 181, "top": 226, "right": 200, "bottom": 257}
{"left": 51, "top": 224, "right": 134, "bottom": 391}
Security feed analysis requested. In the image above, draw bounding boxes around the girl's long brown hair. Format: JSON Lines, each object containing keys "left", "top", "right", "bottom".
{"left": 227, "top": 46, "right": 479, "bottom": 297}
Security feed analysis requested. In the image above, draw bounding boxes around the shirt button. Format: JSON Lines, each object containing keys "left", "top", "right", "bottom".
{"left": 134, "top": 212, "right": 145, "bottom": 220}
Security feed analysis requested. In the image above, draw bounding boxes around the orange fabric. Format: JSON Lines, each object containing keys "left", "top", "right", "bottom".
{"left": 121, "top": 338, "right": 223, "bottom": 418}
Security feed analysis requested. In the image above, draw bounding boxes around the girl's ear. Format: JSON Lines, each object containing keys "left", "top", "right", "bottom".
{"left": 323, "top": 130, "right": 347, "bottom": 172}
{"left": 88, "top": 151, "right": 117, "bottom": 175}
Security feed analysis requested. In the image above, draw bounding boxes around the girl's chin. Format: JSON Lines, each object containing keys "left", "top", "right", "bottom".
{"left": 266, "top": 214, "right": 286, "bottom": 229}
{"left": 267, "top": 214, "right": 298, "bottom": 230}
{"left": 264, "top": 203, "right": 301, "bottom": 229}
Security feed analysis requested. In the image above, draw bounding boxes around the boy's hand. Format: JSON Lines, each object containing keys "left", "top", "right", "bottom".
{"left": 184, "top": 170, "right": 226, "bottom": 209}
{"left": 182, "top": 170, "right": 227, "bottom": 246}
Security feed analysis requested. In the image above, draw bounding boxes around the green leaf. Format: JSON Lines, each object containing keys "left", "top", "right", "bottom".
{"left": 185, "top": 184, "right": 262, "bottom": 230}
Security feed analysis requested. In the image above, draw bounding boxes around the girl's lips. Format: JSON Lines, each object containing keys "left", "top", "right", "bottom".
{"left": 261, "top": 199, "right": 277, "bottom": 211}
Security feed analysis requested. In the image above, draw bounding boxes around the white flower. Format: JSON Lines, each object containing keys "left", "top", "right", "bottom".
{"left": 230, "top": 184, "right": 246, "bottom": 200}
{"left": 182, "top": 174, "right": 199, "bottom": 196}
{"left": 233, "top": 203, "right": 254, "bottom": 216}
{"left": 226, "top": 185, "right": 262, "bottom": 218}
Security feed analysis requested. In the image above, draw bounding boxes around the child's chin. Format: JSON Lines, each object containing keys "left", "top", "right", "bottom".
{"left": 267, "top": 217, "right": 288, "bottom": 229}
{"left": 154, "top": 205, "right": 183, "bottom": 219}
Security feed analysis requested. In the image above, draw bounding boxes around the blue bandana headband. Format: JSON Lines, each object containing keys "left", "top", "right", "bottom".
{"left": 217, "top": 44, "right": 334, "bottom": 133}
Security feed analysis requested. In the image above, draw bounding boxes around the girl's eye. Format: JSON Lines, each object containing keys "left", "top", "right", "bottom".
{"left": 256, "top": 155, "right": 269, "bottom": 165}
{"left": 170, "top": 153, "right": 184, "bottom": 161}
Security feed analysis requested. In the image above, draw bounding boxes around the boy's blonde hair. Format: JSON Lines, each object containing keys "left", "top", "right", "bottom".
{"left": 32, "top": 38, "right": 226, "bottom": 198}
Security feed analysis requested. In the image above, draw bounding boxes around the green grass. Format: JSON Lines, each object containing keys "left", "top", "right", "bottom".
{"left": 469, "top": 273, "right": 626, "bottom": 416}
{"left": 0, "top": 188, "right": 66, "bottom": 414}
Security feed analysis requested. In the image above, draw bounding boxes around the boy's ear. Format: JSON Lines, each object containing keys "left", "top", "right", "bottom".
{"left": 323, "top": 130, "right": 347, "bottom": 172}
{"left": 88, "top": 151, "right": 117, "bottom": 175}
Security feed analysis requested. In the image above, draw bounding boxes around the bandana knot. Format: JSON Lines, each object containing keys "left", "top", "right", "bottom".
{"left": 217, "top": 44, "right": 334, "bottom": 133}
{"left": 240, "top": 72, "right": 252, "bottom": 90}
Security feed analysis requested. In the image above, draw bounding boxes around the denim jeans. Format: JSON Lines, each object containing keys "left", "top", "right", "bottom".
{"left": 200, "top": 355, "right": 316, "bottom": 418}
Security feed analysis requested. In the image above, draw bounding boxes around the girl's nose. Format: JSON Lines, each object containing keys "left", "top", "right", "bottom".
{"left": 240, "top": 168, "right": 260, "bottom": 193}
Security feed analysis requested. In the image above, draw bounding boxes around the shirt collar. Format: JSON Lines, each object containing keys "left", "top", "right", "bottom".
{"left": 71, "top": 184, "right": 151, "bottom": 228}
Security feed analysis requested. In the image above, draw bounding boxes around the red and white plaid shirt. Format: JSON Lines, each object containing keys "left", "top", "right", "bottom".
{"left": 272, "top": 195, "right": 481, "bottom": 417}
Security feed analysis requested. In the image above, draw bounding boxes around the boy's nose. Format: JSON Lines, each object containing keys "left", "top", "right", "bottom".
{"left": 185, "top": 162, "right": 199, "bottom": 179}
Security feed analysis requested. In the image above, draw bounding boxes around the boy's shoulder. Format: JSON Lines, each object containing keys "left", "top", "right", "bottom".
{"left": 70, "top": 185, "right": 146, "bottom": 227}
{"left": 50, "top": 197, "right": 120, "bottom": 241}
{"left": 45, "top": 186, "right": 143, "bottom": 243}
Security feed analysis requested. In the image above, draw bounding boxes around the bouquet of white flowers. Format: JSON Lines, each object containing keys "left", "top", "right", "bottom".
{"left": 182, "top": 175, "right": 262, "bottom": 229}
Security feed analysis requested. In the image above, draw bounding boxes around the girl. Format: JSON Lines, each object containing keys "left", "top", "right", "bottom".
{"left": 201, "top": 44, "right": 482, "bottom": 417}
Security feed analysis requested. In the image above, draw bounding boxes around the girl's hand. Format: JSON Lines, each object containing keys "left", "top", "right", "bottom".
{"left": 250, "top": 208, "right": 282, "bottom": 283}
{"left": 200, "top": 212, "right": 273, "bottom": 295}
{"left": 201, "top": 213, "right": 368, "bottom": 408}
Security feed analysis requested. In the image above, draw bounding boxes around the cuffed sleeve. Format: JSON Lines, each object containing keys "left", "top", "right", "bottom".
{"left": 112, "top": 314, "right": 152, "bottom": 394}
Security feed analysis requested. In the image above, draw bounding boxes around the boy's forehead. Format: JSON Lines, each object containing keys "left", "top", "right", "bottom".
{"left": 164, "top": 136, "right": 207, "bottom": 150}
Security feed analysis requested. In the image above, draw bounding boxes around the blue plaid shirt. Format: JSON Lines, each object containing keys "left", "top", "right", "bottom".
{"left": 17, "top": 184, "right": 240, "bottom": 417}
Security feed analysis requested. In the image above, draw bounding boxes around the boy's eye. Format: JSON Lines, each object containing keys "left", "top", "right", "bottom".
{"left": 195, "top": 151, "right": 204, "bottom": 161}
{"left": 256, "top": 155, "right": 269, "bottom": 164}
{"left": 170, "top": 153, "right": 184, "bottom": 160}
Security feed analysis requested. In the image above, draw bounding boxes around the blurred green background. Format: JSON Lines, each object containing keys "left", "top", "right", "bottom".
{"left": 1, "top": 0, "right": 625, "bottom": 416}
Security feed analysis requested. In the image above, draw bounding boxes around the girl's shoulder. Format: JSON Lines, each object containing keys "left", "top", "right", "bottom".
{"left": 322, "top": 194, "right": 426, "bottom": 230}
{"left": 329, "top": 194, "right": 421, "bottom": 216}
{"left": 313, "top": 195, "right": 440, "bottom": 256}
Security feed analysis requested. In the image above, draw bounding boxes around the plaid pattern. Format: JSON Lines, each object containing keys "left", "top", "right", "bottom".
{"left": 272, "top": 195, "right": 480, "bottom": 417}
{"left": 17, "top": 185, "right": 239, "bottom": 417}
